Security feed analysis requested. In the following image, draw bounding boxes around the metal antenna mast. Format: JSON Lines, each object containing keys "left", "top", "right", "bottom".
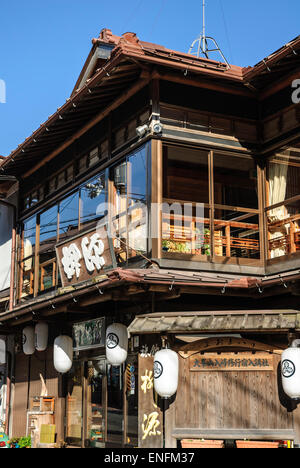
{"left": 189, "top": 0, "right": 230, "bottom": 68}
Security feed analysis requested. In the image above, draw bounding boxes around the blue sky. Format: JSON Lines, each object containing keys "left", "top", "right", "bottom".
{"left": 0, "top": 0, "right": 299, "bottom": 157}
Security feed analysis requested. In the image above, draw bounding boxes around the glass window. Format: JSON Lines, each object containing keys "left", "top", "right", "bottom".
{"left": 266, "top": 144, "right": 300, "bottom": 259}
{"left": 212, "top": 153, "right": 259, "bottom": 259}
{"left": 112, "top": 144, "right": 149, "bottom": 263}
{"left": 40, "top": 206, "right": 58, "bottom": 252}
{"left": 113, "top": 162, "right": 128, "bottom": 262}
{"left": 66, "top": 362, "right": 83, "bottom": 447}
{"left": 128, "top": 148, "right": 147, "bottom": 254}
{"left": 58, "top": 192, "right": 79, "bottom": 242}
{"left": 19, "top": 216, "right": 36, "bottom": 299}
{"left": 162, "top": 146, "right": 260, "bottom": 261}
{"left": 162, "top": 146, "right": 209, "bottom": 257}
{"left": 213, "top": 153, "right": 258, "bottom": 209}
{"left": 80, "top": 173, "right": 107, "bottom": 230}
{"left": 107, "top": 364, "right": 123, "bottom": 446}
{"left": 86, "top": 360, "right": 105, "bottom": 448}
{"left": 39, "top": 206, "right": 58, "bottom": 292}
{"left": 163, "top": 146, "right": 209, "bottom": 204}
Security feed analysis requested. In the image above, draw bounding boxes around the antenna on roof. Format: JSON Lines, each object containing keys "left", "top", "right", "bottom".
{"left": 188, "top": 0, "right": 230, "bottom": 69}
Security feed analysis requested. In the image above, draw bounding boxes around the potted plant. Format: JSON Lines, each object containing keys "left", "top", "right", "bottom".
{"left": 8, "top": 437, "right": 20, "bottom": 448}
{"left": 18, "top": 436, "right": 31, "bottom": 448}
{"left": 8, "top": 436, "right": 31, "bottom": 448}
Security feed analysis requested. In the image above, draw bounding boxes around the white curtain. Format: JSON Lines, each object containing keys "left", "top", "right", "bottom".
{"left": 268, "top": 159, "right": 289, "bottom": 258}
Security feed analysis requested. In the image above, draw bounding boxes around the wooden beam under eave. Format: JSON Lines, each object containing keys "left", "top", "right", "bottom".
{"left": 22, "top": 73, "right": 150, "bottom": 179}
{"left": 154, "top": 70, "right": 256, "bottom": 98}
{"left": 79, "top": 292, "right": 113, "bottom": 307}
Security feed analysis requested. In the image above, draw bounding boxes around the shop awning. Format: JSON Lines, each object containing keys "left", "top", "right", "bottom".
{"left": 128, "top": 310, "right": 300, "bottom": 334}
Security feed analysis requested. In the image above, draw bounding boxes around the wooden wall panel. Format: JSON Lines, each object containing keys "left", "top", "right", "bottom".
{"left": 12, "top": 347, "right": 59, "bottom": 438}
{"left": 29, "top": 347, "right": 58, "bottom": 399}
{"left": 12, "top": 353, "right": 30, "bottom": 437}
{"left": 167, "top": 353, "right": 294, "bottom": 444}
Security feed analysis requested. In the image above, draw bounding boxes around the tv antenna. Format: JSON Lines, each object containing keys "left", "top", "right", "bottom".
{"left": 188, "top": 0, "right": 230, "bottom": 68}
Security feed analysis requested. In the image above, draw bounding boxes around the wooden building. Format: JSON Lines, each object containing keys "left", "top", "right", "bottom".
{"left": 0, "top": 28, "right": 300, "bottom": 448}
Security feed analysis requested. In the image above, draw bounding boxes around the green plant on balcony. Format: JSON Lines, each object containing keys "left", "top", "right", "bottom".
{"left": 162, "top": 239, "right": 191, "bottom": 253}
{"left": 194, "top": 228, "right": 210, "bottom": 256}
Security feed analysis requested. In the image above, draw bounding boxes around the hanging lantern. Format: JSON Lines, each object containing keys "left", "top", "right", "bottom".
{"left": 22, "top": 326, "right": 35, "bottom": 355}
{"left": 106, "top": 323, "right": 128, "bottom": 366}
{"left": 154, "top": 348, "right": 179, "bottom": 398}
{"left": 35, "top": 322, "right": 48, "bottom": 352}
{"left": 54, "top": 335, "right": 73, "bottom": 374}
{"left": 281, "top": 340, "right": 300, "bottom": 399}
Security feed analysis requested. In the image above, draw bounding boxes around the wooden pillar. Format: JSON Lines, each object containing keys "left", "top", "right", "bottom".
{"left": 151, "top": 139, "right": 163, "bottom": 259}
{"left": 257, "top": 164, "right": 267, "bottom": 267}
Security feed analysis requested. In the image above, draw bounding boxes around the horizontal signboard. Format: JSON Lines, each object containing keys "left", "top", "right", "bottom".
{"left": 73, "top": 317, "right": 105, "bottom": 351}
{"left": 190, "top": 353, "right": 274, "bottom": 372}
{"left": 56, "top": 225, "right": 116, "bottom": 287}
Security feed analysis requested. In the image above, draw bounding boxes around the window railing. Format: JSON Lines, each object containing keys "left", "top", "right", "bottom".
{"left": 266, "top": 198, "right": 300, "bottom": 259}
{"left": 161, "top": 200, "right": 260, "bottom": 261}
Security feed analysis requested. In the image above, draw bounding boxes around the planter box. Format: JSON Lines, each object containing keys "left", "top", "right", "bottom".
{"left": 181, "top": 439, "right": 224, "bottom": 449}
{"left": 236, "top": 440, "right": 280, "bottom": 449}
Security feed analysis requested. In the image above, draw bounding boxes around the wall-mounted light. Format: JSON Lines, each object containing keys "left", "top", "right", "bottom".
{"left": 35, "top": 322, "right": 48, "bottom": 352}
{"left": 281, "top": 339, "right": 300, "bottom": 399}
{"left": 106, "top": 323, "right": 128, "bottom": 366}
{"left": 23, "top": 326, "right": 35, "bottom": 355}
{"left": 136, "top": 124, "right": 149, "bottom": 138}
{"left": 153, "top": 347, "right": 179, "bottom": 399}
{"left": 54, "top": 335, "right": 73, "bottom": 374}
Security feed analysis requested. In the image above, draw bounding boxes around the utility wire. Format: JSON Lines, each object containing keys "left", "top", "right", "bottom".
{"left": 219, "top": 0, "right": 234, "bottom": 64}
{"left": 121, "top": 0, "right": 145, "bottom": 33}
{"left": 148, "top": 0, "right": 168, "bottom": 35}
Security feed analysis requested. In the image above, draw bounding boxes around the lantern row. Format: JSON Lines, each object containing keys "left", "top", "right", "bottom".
{"left": 25, "top": 323, "right": 300, "bottom": 402}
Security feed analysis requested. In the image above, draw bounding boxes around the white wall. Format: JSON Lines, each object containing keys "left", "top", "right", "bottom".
{"left": 0, "top": 204, "right": 13, "bottom": 291}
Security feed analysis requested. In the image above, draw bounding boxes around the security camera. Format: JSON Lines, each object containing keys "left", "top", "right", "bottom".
{"left": 136, "top": 124, "right": 149, "bottom": 138}
{"left": 152, "top": 121, "right": 163, "bottom": 135}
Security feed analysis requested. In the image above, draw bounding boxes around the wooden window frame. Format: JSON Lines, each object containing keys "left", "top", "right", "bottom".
{"left": 160, "top": 142, "right": 264, "bottom": 267}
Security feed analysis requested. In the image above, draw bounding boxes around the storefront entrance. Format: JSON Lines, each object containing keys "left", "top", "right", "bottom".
{"left": 65, "top": 356, "right": 138, "bottom": 448}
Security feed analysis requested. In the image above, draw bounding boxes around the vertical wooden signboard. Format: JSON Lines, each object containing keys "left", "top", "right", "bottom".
{"left": 138, "top": 355, "right": 163, "bottom": 448}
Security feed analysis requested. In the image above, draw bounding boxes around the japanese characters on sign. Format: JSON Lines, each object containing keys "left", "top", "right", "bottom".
{"left": 56, "top": 226, "right": 116, "bottom": 287}
{"left": 138, "top": 355, "right": 163, "bottom": 448}
{"left": 190, "top": 353, "right": 274, "bottom": 372}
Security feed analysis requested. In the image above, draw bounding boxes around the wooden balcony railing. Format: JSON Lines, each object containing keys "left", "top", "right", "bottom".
{"left": 267, "top": 215, "right": 300, "bottom": 257}
{"left": 161, "top": 207, "right": 260, "bottom": 259}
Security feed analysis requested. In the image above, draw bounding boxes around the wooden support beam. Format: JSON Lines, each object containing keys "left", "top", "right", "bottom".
{"left": 23, "top": 74, "right": 150, "bottom": 179}
{"left": 152, "top": 70, "right": 254, "bottom": 98}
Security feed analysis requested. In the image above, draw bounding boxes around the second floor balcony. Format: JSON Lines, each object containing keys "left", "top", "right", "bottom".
{"left": 16, "top": 139, "right": 300, "bottom": 303}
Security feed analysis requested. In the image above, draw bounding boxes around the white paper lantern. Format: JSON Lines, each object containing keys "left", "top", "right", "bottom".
{"left": 35, "top": 322, "right": 48, "bottom": 352}
{"left": 23, "top": 326, "right": 35, "bottom": 355}
{"left": 154, "top": 348, "right": 179, "bottom": 398}
{"left": 282, "top": 341, "right": 300, "bottom": 399}
{"left": 54, "top": 335, "right": 73, "bottom": 374}
{"left": 106, "top": 323, "right": 128, "bottom": 366}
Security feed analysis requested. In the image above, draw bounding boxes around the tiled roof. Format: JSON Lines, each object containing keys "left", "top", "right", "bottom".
{"left": 2, "top": 28, "right": 300, "bottom": 176}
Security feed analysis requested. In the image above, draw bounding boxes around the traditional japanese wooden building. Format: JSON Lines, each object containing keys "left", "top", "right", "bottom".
{"left": 1, "top": 28, "right": 300, "bottom": 448}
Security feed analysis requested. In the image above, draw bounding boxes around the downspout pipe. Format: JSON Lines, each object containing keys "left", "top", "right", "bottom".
{"left": 0, "top": 199, "right": 16, "bottom": 437}
{"left": 0, "top": 199, "right": 17, "bottom": 312}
